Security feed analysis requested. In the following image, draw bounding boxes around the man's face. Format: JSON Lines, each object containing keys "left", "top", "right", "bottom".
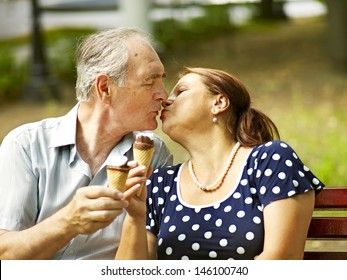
{"left": 111, "top": 40, "right": 168, "bottom": 132}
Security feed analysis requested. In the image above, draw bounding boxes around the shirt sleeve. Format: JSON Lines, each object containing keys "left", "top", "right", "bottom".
{"left": 151, "top": 135, "right": 174, "bottom": 169}
{"left": 0, "top": 130, "right": 38, "bottom": 230}
{"left": 249, "top": 140, "right": 325, "bottom": 208}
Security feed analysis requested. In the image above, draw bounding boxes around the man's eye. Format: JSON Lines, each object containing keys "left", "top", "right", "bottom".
{"left": 143, "top": 83, "right": 153, "bottom": 89}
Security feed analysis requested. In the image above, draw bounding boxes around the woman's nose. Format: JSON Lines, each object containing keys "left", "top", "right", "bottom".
{"left": 162, "top": 99, "right": 174, "bottom": 108}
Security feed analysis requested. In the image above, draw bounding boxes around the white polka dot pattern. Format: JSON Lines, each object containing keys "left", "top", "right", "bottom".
{"left": 146, "top": 141, "right": 324, "bottom": 260}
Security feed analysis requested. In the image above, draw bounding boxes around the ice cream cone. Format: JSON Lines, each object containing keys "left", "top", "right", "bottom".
{"left": 133, "top": 133, "right": 155, "bottom": 196}
{"left": 106, "top": 155, "right": 129, "bottom": 192}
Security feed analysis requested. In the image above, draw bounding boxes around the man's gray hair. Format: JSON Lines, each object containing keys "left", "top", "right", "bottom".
{"left": 75, "top": 27, "right": 153, "bottom": 101}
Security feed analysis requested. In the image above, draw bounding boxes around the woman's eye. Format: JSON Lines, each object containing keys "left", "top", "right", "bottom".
{"left": 177, "top": 89, "right": 185, "bottom": 95}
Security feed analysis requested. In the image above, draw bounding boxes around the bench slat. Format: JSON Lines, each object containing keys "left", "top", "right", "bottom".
{"left": 307, "top": 217, "right": 347, "bottom": 238}
{"left": 314, "top": 187, "right": 347, "bottom": 208}
{"left": 305, "top": 187, "right": 347, "bottom": 259}
{"left": 304, "top": 251, "right": 347, "bottom": 260}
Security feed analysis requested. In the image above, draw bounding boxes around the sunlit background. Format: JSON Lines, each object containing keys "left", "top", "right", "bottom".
{"left": 0, "top": 0, "right": 346, "bottom": 186}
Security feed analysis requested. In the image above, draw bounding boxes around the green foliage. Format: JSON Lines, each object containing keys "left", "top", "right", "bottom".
{"left": 264, "top": 84, "right": 347, "bottom": 187}
{"left": 0, "top": 28, "right": 95, "bottom": 102}
{"left": 154, "top": 4, "right": 235, "bottom": 51}
{"left": 0, "top": 48, "right": 27, "bottom": 102}
{"left": 44, "top": 28, "right": 96, "bottom": 83}
{"left": 0, "top": 16, "right": 345, "bottom": 186}
{"left": 0, "top": 6, "right": 235, "bottom": 98}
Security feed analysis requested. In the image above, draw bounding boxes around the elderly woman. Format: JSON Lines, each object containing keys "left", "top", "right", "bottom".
{"left": 118, "top": 67, "right": 324, "bottom": 260}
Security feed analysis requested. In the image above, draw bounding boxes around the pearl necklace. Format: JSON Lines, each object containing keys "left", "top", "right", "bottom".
{"left": 188, "top": 142, "right": 241, "bottom": 192}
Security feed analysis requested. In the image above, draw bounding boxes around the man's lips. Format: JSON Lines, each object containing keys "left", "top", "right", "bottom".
{"left": 150, "top": 111, "right": 159, "bottom": 119}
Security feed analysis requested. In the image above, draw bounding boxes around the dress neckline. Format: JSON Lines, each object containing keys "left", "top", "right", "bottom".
{"left": 175, "top": 161, "right": 245, "bottom": 209}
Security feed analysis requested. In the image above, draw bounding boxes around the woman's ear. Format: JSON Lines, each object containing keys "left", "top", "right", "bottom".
{"left": 211, "top": 94, "right": 230, "bottom": 114}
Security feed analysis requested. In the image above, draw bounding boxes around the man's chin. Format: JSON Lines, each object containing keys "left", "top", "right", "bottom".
{"left": 141, "top": 121, "right": 158, "bottom": 131}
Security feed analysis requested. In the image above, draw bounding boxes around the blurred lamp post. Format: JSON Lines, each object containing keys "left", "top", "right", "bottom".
{"left": 326, "top": 0, "right": 347, "bottom": 72}
{"left": 120, "top": 0, "right": 152, "bottom": 34}
{"left": 24, "top": 0, "right": 59, "bottom": 102}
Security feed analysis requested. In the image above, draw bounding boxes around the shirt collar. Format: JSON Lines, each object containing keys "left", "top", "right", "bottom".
{"left": 49, "top": 103, "right": 79, "bottom": 148}
{"left": 49, "top": 103, "right": 138, "bottom": 167}
{"left": 104, "top": 132, "right": 136, "bottom": 166}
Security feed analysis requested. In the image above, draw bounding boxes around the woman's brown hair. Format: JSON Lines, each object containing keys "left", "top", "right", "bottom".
{"left": 182, "top": 67, "right": 280, "bottom": 147}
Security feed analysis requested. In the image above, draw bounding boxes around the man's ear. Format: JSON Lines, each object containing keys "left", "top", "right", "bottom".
{"left": 211, "top": 94, "right": 230, "bottom": 114}
{"left": 94, "top": 74, "right": 111, "bottom": 102}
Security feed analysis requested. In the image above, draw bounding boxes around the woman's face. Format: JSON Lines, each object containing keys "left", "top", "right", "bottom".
{"left": 160, "top": 73, "right": 214, "bottom": 140}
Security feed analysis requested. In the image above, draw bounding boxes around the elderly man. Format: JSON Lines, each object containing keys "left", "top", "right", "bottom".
{"left": 0, "top": 28, "right": 173, "bottom": 259}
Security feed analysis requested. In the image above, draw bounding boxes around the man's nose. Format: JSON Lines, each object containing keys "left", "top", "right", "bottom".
{"left": 155, "top": 82, "right": 169, "bottom": 101}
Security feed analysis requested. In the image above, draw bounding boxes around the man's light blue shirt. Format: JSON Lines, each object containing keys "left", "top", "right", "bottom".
{"left": 0, "top": 104, "right": 173, "bottom": 259}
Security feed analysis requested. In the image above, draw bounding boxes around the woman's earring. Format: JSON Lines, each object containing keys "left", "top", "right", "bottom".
{"left": 212, "top": 115, "right": 218, "bottom": 123}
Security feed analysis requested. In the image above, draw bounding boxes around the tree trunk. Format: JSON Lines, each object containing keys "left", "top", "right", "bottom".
{"left": 260, "top": 0, "right": 273, "bottom": 19}
{"left": 260, "top": 0, "right": 287, "bottom": 20}
{"left": 326, "top": 0, "right": 347, "bottom": 71}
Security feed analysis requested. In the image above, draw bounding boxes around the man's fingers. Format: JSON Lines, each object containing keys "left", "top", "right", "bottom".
{"left": 88, "top": 209, "right": 125, "bottom": 222}
{"left": 87, "top": 197, "right": 129, "bottom": 211}
{"left": 80, "top": 186, "right": 124, "bottom": 200}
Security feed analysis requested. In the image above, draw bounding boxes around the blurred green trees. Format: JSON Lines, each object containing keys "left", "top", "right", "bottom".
{"left": 0, "top": 2, "right": 346, "bottom": 186}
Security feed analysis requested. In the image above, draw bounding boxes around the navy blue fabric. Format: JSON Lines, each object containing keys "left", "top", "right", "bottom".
{"left": 146, "top": 140, "right": 324, "bottom": 260}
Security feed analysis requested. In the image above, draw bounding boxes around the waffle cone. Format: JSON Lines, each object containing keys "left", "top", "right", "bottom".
{"left": 133, "top": 147, "right": 154, "bottom": 168}
{"left": 133, "top": 146, "right": 154, "bottom": 195}
{"left": 106, "top": 167, "right": 129, "bottom": 192}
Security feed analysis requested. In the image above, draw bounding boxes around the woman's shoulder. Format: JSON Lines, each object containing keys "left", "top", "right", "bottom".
{"left": 250, "top": 140, "right": 296, "bottom": 157}
{"left": 147, "top": 164, "right": 182, "bottom": 196}
{"left": 148, "top": 164, "right": 182, "bottom": 184}
{"left": 152, "top": 164, "right": 182, "bottom": 175}
{"left": 245, "top": 140, "right": 303, "bottom": 171}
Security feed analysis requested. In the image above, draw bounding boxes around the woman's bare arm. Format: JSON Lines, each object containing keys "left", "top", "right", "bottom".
{"left": 256, "top": 190, "right": 315, "bottom": 260}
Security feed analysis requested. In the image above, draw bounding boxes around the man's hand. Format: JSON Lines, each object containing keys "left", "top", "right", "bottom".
{"left": 61, "top": 186, "right": 129, "bottom": 235}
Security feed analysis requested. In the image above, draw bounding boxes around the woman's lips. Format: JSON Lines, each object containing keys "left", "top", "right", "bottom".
{"left": 160, "top": 100, "right": 173, "bottom": 121}
{"left": 160, "top": 109, "right": 169, "bottom": 121}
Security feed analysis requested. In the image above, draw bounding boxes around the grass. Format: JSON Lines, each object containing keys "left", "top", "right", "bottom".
{"left": 274, "top": 99, "right": 347, "bottom": 186}
{"left": 0, "top": 16, "right": 346, "bottom": 186}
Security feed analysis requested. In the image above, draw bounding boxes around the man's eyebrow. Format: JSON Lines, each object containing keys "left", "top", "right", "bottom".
{"left": 144, "top": 73, "right": 166, "bottom": 81}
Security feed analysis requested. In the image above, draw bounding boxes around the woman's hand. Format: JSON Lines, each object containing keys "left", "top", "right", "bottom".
{"left": 123, "top": 161, "right": 153, "bottom": 218}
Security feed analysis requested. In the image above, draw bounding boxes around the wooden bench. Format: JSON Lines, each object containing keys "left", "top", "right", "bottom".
{"left": 304, "top": 187, "right": 347, "bottom": 260}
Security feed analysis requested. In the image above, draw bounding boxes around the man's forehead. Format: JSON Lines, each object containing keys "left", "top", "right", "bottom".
{"left": 126, "top": 43, "right": 165, "bottom": 79}
{"left": 130, "top": 59, "right": 165, "bottom": 79}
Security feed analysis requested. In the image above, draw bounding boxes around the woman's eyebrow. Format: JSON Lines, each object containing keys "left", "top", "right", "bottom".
{"left": 170, "top": 82, "right": 183, "bottom": 95}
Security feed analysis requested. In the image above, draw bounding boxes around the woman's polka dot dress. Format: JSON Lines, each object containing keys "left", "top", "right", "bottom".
{"left": 146, "top": 140, "right": 324, "bottom": 260}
